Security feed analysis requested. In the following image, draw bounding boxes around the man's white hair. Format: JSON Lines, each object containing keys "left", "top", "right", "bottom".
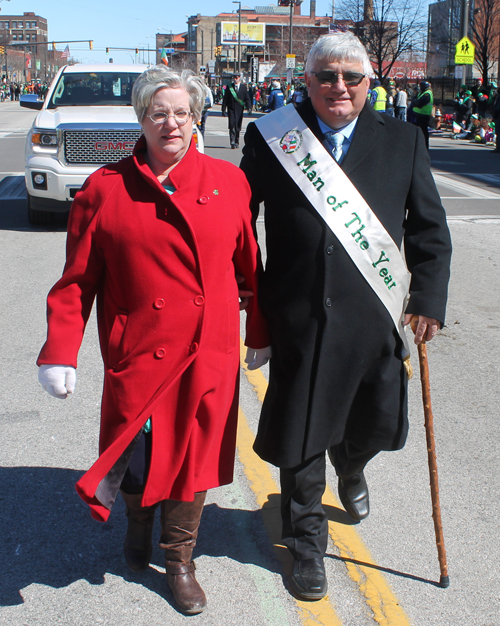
{"left": 305, "top": 33, "right": 375, "bottom": 78}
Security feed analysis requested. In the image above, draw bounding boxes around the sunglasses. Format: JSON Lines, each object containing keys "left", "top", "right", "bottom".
{"left": 312, "top": 70, "right": 365, "bottom": 86}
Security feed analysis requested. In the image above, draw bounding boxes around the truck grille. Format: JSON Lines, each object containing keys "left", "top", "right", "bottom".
{"left": 64, "top": 130, "right": 142, "bottom": 164}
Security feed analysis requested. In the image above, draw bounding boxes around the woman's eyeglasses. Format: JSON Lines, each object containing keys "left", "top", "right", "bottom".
{"left": 148, "top": 110, "right": 192, "bottom": 126}
{"left": 312, "top": 71, "right": 365, "bottom": 86}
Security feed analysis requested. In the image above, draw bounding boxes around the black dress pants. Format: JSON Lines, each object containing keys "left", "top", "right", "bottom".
{"left": 280, "top": 441, "right": 379, "bottom": 560}
{"left": 415, "top": 114, "right": 431, "bottom": 150}
{"left": 228, "top": 109, "right": 243, "bottom": 146}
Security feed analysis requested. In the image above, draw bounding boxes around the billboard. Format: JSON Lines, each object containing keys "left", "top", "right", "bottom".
{"left": 221, "top": 22, "right": 266, "bottom": 46}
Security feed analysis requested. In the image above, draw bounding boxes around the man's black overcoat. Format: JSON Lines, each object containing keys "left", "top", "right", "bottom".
{"left": 221, "top": 82, "right": 251, "bottom": 116}
{"left": 240, "top": 99, "right": 452, "bottom": 469}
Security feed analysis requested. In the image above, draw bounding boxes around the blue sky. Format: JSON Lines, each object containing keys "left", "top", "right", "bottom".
{"left": 7, "top": 0, "right": 336, "bottom": 65}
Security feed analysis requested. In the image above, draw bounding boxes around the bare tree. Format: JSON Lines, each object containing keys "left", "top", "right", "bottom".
{"left": 336, "top": 0, "right": 428, "bottom": 81}
{"left": 469, "top": 0, "right": 500, "bottom": 85}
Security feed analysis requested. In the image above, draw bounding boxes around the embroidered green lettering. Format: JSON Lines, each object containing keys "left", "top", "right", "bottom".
{"left": 383, "top": 275, "right": 393, "bottom": 285}
{"left": 307, "top": 170, "right": 316, "bottom": 181}
{"left": 351, "top": 225, "right": 365, "bottom": 242}
{"left": 332, "top": 200, "right": 349, "bottom": 211}
{"left": 345, "top": 213, "right": 362, "bottom": 228}
{"left": 313, "top": 177, "right": 325, "bottom": 191}
{"left": 372, "top": 250, "right": 390, "bottom": 268}
{"left": 360, "top": 240, "right": 369, "bottom": 250}
{"left": 327, "top": 196, "right": 337, "bottom": 205}
{"left": 387, "top": 281, "right": 396, "bottom": 290}
{"left": 379, "top": 267, "right": 388, "bottom": 277}
{"left": 297, "top": 153, "right": 317, "bottom": 172}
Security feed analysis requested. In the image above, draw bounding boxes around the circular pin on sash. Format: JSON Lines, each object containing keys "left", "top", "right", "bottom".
{"left": 279, "top": 129, "right": 303, "bottom": 154}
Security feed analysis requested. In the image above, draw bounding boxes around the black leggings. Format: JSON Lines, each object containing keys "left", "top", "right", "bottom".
{"left": 120, "top": 430, "right": 152, "bottom": 494}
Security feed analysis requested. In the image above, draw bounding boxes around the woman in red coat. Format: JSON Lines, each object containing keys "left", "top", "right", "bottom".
{"left": 37, "top": 67, "right": 271, "bottom": 614}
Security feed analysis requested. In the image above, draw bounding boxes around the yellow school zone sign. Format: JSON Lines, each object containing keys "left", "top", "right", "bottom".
{"left": 455, "top": 37, "right": 475, "bottom": 64}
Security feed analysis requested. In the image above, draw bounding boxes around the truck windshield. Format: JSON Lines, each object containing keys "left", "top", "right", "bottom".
{"left": 47, "top": 72, "right": 141, "bottom": 108}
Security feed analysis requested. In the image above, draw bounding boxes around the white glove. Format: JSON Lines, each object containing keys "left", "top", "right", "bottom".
{"left": 38, "top": 364, "right": 76, "bottom": 399}
{"left": 245, "top": 346, "right": 272, "bottom": 370}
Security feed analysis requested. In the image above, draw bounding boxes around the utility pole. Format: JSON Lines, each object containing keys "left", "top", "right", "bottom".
{"left": 233, "top": 1, "right": 241, "bottom": 73}
{"left": 461, "top": 0, "right": 470, "bottom": 83}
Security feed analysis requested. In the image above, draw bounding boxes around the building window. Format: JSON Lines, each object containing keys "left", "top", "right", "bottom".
{"left": 11, "top": 21, "right": 16, "bottom": 28}
{"left": 12, "top": 34, "right": 17, "bottom": 40}
{"left": 32, "top": 34, "right": 36, "bottom": 42}
{"left": 18, "top": 22, "right": 23, "bottom": 28}
{"left": 32, "top": 22, "right": 37, "bottom": 28}
{"left": 4, "top": 21, "right": 9, "bottom": 29}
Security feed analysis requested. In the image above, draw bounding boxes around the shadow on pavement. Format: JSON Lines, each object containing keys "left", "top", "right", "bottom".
{"left": 0, "top": 466, "right": 280, "bottom": 610}
{"left": 430, "top": 140, "right": 500, "bottom": 189}
{"left": 0, "top": 197, "right": 68, "bottom": 232}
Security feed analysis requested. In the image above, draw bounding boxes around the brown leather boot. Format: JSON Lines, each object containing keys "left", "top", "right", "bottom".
{"left": 160, "top": 492, "right": 207, "bottom": 615}
{"left": 120, "top": 490, "right": 159, "bottom": 572}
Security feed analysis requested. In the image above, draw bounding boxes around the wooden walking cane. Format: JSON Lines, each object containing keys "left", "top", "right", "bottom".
{"left": 411, "top": 317, "right": 450, "bottom": 588}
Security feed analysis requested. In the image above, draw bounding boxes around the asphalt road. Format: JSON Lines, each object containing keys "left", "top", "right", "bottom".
{"left": 0, "top": 101, "right": 499, "bottom": 626}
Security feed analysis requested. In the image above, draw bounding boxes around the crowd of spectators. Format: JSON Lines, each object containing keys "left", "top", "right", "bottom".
{"left": 0, "top": 80, "right": 48, "bottom": 102}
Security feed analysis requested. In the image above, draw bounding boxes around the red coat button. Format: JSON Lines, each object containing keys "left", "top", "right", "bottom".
{"left": 197, "top": 196, "right": 209, "bottom": 205}
{"left": 155, "top": 348, "right": 166, "bottom": 359}
{"left": 154, "top": 298, "right": 165, "bottom": 309}
{"left": 194, "top": 295, "right": 205, "bottom": 306}
{"left": 190, "top": 342, "right": 199, "bottom": 353}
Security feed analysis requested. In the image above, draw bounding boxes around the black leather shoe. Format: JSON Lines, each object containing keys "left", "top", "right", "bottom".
{"left": 338, "top": 472, "right": 370, "bottom": 521}
{"left": 290, "top": 557, "right": 327, "bottom": 600}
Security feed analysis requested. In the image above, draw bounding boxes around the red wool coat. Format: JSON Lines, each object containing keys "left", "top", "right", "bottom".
{"left": 38, "top": 137, "right": 270, "bottom": 521}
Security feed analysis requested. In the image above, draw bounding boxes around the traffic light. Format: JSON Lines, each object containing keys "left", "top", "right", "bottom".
{"left": 106, "top": 47, "right": 109, "bottom": 54}
{"left": 135, "top": 48, "right": 139, "bottom": 54}
{"left": 0, "top": 46, "right": 4, "bottom": 55}
{"left": 89, "top": 40, "right": 93, "bottom": 50}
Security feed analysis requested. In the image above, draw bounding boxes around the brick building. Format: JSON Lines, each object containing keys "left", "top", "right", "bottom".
{"left": 164, "top": 2, "right": 338, "bottom": 82}
{"left": 0, "top": 11, "right": 64, "bottom": 83}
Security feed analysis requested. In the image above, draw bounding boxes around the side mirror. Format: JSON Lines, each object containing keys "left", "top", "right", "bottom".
{"left": 20, "top": 94, "right": 43, "bottom": 110}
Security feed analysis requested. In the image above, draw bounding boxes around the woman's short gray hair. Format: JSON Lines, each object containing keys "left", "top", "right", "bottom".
{"left": 132, "top": 66, "right": 206, "bottom": 123}
{"left": 305, "top": 33, "right": 375, "bottom": 78}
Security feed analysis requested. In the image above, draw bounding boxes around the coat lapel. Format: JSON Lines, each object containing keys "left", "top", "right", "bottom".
{"left": 297, "top": 99, "right": 386, "bottom": 176}
{"left": 342, "top": 104, "right": 385, "bottom": 176}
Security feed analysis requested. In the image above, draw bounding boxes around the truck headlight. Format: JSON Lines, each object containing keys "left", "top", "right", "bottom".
{"left": 30, "top": 129, "right": 58, "bottom": 152}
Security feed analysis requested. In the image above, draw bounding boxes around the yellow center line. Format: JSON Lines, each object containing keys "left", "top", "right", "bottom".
{"left": 238, "top": 339, "right": 413, "bottom": 626}
{"left": 237, "top": 408, "right": 342, "bottom": 626}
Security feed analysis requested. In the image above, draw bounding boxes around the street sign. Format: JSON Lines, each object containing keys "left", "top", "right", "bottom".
{"left": 454, "top": 65, "right": 463, "bottom": 79}
{"left": 251, "top": 56, "right": 258, "bottom": 83}
{"left": 286, "top": 54, "right": 295, "bottom": 69}
{"left": 455, "top": 37, "right": 475, "bottom": 65}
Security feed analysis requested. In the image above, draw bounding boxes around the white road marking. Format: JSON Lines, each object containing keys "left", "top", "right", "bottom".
{"left": 447, "top": 215, "right": 500, "bottom": 222}
{"left": 433, "top": 173, "right": 500, "bottom": 198}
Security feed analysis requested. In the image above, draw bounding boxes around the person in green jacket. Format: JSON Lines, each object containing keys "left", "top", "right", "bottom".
{"left": 412, "top": 80, "right": 433, "bottom": 150}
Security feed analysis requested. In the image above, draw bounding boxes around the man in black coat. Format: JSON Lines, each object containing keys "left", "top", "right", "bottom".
{"left": 221, "top": 71, "right": 251, "bottom": 148}
{"left": 240, "top": 33, "right": 451, "bottom": 601}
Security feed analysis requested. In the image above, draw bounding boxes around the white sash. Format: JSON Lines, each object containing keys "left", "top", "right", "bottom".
{"left": 255, "top": 104, "right": 411, "bottom": 355}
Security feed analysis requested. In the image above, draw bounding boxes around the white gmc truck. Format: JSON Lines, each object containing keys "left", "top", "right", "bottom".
{"left": 21, "top": 63, "right": 148, "bottom": 225}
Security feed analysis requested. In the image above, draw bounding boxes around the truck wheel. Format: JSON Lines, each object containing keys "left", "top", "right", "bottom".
{"left": 27, "top": 194, "right": 55, "bottom": 225}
